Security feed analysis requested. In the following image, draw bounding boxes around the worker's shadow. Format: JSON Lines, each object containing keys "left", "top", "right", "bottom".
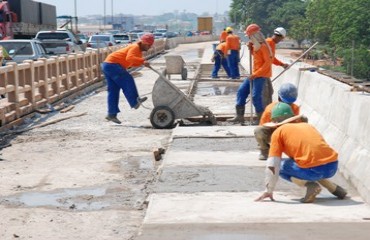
{"left": 272, "top": 196, "right": 365, "bottom": 206}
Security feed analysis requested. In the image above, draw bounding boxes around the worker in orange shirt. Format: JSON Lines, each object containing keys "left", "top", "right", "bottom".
{"left": 225, "top": 27, "right": 241, "bottom": 79}
{"left": 101, "top": 33, "right": 154, "bottom": 124}
{"left": 219, "top": 28, "right": 228, "bottom": 43}
{"left": 254, "top": 83, "right": 301, "bottom": 160}
{"left": 255, "top": 103, "right": 347, "bottom": 203}
{"left": 228, "top": 24, "right": 272, "bottom": 124}
{"left": 211, "top": 41, "right": 231, "bottom": 79}
{"left": 263, "top": 27, "right": 289, "bottom": 108}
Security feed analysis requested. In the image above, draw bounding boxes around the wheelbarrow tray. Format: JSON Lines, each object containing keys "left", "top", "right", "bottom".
{"left": 152, "top": 75, "right": 206, "bottom": 119}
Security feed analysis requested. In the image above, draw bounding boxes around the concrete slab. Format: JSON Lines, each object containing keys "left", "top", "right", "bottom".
{"left": 137, "top": 192, "right": 370, "bottom": 240}
{"left": 172, "top": 126, "right": 256, "bottom": 138}
{"left": 162, "top": 150, "right": 265, "bottom": 167}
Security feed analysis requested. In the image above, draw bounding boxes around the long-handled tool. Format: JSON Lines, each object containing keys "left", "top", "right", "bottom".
{"left": 249, "top": 49, "right": 254, "bottom": 125}
{"left": 271, "top": 42, "right": 319, "bottom": 83}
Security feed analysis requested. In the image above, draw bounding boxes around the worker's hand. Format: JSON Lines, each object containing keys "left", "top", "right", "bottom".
{"left": 247, "top": 42, "right": 253, "bottom": 51}
{"left": 255, "top": 192, "right": 275, "bottom": 202}
{"left": 143, "top": 61, "right": 150, "bottom": 67}
{"left": 282, "top": 63, "right": 289, "bottom": 69}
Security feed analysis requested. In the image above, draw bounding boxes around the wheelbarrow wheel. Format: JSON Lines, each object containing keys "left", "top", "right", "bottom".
{"left": 181, "top": 68, "right": 188, "bottom": 80}
{"left": 150, "top": 106, "right": 175, "bottom": 129}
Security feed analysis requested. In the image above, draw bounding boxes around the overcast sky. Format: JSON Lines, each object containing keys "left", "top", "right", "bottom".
{"left": 36, "top": 0, "right": 232, "bottom": 16}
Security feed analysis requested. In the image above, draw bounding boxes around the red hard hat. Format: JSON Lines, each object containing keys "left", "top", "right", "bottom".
{"left": 141, "top": 33, "right": 155, "bottom": 46}
{"left": 245, "top": 24, "right": 261, "bottom": 37}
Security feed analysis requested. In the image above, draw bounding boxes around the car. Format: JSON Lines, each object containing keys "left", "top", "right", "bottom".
{"left": 153, "top": 32, "right": 165, "bottom": 39}
{"left": 35, "top": 30, "right": 83, "bottom": 54}
{"left": 164, "top": 31, "right": 178, "bottom": 38}
{"left": 76, "top": 33, "right": 88, "bottom": 44}
{"left": 87, "top": 34, "right": 116, "bottom": 48}
{"left": 113, "top": 34, "right": 131, "bottom": 44}
{"left": 0, "top": 39, "right": 50, "bottom": 64}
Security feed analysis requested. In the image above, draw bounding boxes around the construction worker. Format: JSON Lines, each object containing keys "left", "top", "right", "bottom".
{"left": 255, "top": 102, "right": 347, "bottom": 203}
{"left": 254, "top": 83, "right": 300, "bottom": 160}
{"left": 101, "top": 33, "right": 154, "bottom": 124}
{"left": 263, "top": 27, "right": 289, "bottom": 108}
{"left": 211, "top": 41, "right": 231, "bottom": 79}
{"left": 228, "top": 23, "right": 272, "bottom": 124}
{"left": 0, "top": 38, "right": 12, "bottom": 66}
{"left": 219, "top": 28, "right": 228, "bottom": 43}
{"left": 225, "top": 27, "right": 240, "bottom": 79}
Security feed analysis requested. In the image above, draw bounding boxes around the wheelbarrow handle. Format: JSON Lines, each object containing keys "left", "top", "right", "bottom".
{"left": 148, "top": 66, "right": 169, "bottom": 81}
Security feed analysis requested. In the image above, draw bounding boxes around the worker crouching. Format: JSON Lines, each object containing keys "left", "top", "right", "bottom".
{"left": 255, "top": 102, "right": 347, "bottom": 203}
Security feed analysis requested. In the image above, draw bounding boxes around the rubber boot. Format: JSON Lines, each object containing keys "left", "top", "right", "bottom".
{"left": 291, "top": 177, "right": 321, "bottom": 203}
{"left": 105, "top": 114, "right": 121, "bottom": 124}
{"left": 227, "top": 105, "right": 245, "bottom": 124}
{"left": 318, "top": 179, "right": 347, "bottom": 199}
{"left": 258, "top": 149, "right": 268, "bottom": 160}
{"left": 253, "top": 112, "right": 263, "bottom": 125}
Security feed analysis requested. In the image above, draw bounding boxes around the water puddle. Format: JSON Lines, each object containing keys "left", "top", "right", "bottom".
{"left": 195, "top": 82, "right": 239, "bottom": 96}
{"left": 2, "top": 187, "right": 110, "bottom": 211}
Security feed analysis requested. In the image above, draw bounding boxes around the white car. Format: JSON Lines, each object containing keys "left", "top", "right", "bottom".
{"left": 87, "top": 34, "right": 117, "bottom": 48}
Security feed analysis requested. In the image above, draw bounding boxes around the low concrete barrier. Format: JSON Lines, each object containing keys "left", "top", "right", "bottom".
{"left": 0, "top": 39, "right": 166, "bottom": 127}
{"left": 239, "top": 46, "right": 370, "bottom": 203}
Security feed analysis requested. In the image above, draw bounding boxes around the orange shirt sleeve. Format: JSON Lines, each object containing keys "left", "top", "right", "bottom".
{"left": 125, "top": 44, "right": 145, "bottom": 68}
{"left": 266, "top": 38, "right": 284, "bottom": 66}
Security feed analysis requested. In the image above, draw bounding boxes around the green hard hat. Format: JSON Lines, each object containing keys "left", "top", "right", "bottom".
{"left": 271, "top": 102, "right": 294, "bottom": 121}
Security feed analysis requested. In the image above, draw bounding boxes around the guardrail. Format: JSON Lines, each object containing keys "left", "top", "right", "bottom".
{"left": 0, "top": 39, "right": 166, "bottom": 127}
{"left": 0, "top": 35, "right": 219, "bottom": 127}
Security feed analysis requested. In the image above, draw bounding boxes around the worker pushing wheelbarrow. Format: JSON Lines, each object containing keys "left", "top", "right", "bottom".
{"left": 149, "top": 66, "right": 216, "bottom": 129}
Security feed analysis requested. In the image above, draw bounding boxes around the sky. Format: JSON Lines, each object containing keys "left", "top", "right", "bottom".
{"left": 36, "top": 0, "right": 232, "bottom": 17}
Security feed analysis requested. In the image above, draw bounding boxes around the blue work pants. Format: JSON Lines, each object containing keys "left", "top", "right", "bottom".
{"left": 211, "top": 51, "right": 231, "bottom": 78}
{"left": 236, "top": 77, "right": 266, "bottom": 113}
{"left": 101, "top": 62, "right": 139, "bottom": 115}
{"left": 227, "top": 50, "right": 240, "bottom": 79}
{"left": 279, "top": 159, "right": 338, "bottom": 182}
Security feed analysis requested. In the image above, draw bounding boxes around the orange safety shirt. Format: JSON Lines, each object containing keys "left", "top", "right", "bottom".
{"left": 226, "top": 34, "right": 240, "bottom": 51}
{"left": 269, "top": 122, "right": 338, "bottom": 168}
{"left": 251, "top": 43, "right": 272, "bottom": 78}
{"left": 104, "top": 43, "right": 144, "bottom": 69}
{"left": 259, "top": 102, "right": 300, "bottom": 125}
{"left": 219, "top": 31, "right": 228, "bottom": 42}
{"left": 266, "top": 37, "right": 284, "bottom": 66}
{"left": 216, "top": 42, "right": 228, "bottom": 56}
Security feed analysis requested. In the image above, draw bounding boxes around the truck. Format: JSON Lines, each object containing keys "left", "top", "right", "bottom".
{"left": 0, "top": 0, "right": 56, "bottom": 40}
{"left": 197, "top": 17, "right": 213, "bottom": 34}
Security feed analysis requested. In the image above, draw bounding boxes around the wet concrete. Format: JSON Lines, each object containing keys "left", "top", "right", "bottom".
{"left": 195, "top": 82, "right": 240, "bottom": 96}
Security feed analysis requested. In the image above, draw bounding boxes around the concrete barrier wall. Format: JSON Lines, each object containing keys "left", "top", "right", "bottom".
{"left": 240, "top": 45, "right": 370, "bottom": 203}
{"left": 165, "top": 35, "right": 218, "bottom": 49}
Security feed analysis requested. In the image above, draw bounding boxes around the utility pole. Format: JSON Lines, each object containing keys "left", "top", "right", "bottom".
{"left": 111, "top": 0, "right": 114, "bottom": 25}
{"left": 103, "top": 0, "right": 106, "bottom": 32}
{"left": 74, "top": 0, "right": 78, "bottom": 33}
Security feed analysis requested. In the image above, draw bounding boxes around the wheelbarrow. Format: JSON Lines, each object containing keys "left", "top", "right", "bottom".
{"left": 149, "top": 66, "right": 217, "bottom": 129}
{"left": 163, "top": 55, "right": 188, "bottom": 80}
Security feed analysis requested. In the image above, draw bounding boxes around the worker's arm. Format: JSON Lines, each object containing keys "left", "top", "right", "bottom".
{"left": 255, "top": 156, "right": 281, "bottom": 201}
{"left": 272, "top": 57, "right": 287, "bottom": 68}
{"left": 126, "top": 45, "right": 145, "bottom": 67}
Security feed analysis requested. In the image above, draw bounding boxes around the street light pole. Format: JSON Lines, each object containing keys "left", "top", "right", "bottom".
{"left": 103, "top": 0, "right": 106, "bottom": 32}
{"left": 74, "top": 0, "right": 78, "bottom": 33}
{"left": 111, "top": 0, "right": 114, "bottom": 25}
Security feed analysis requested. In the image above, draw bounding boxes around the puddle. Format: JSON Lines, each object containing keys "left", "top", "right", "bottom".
{"left": 2, "top": 187, "right": 110, "bottom": 211}
{"left": 195, "top": 82, "right": 239, "bottom": 96}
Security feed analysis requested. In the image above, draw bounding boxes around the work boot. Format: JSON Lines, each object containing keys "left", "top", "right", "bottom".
{"left": 253, "top": 112, "right": 263, "bottom": 125}
{"left": 318, "top": 179, "right": 347, "bottom": 199}
{"left": 258, "top": 150, "right": 268, "bottom": 160}
{"left": 301, "top": 182, "right": 322, "bottom": 203}
{"left": 105, "top": 115, "right": 121, "bottom": 124}
{"left": 134, "top": 96, "right": 148, "bottom": 109}
{"left": 332, "top": 185, "right": 347, "bottom": 199}
{"left": 227, "top": 105, "right": 245, "bottom": 124}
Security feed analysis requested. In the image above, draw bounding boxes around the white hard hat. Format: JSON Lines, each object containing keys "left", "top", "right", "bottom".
{"left": 274, "top": 27, "right": 286, "bottom": 37}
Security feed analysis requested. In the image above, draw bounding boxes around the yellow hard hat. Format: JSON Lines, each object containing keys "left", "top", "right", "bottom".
{"left": 226, "top": 27, "right": 233, "bottom": 33}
